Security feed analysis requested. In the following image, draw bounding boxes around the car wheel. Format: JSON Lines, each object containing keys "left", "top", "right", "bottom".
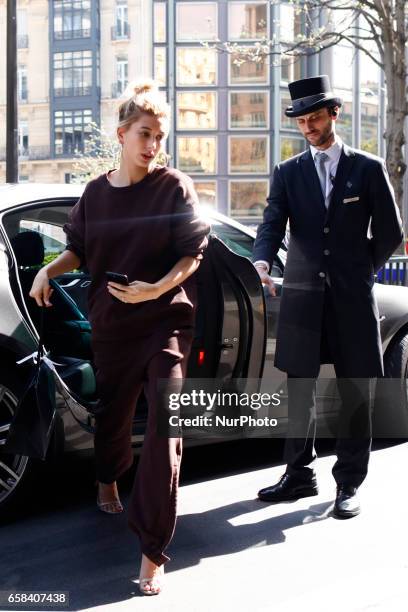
{"left": 0, "top": 369, "right": 40, "bottom": 519}
{"left": 373, "top": 331, "right": 408, "bottom": 439}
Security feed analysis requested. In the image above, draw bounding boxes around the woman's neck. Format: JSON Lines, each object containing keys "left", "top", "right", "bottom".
{"left": 109, "top": 162, "right": 151, "bottom": 187}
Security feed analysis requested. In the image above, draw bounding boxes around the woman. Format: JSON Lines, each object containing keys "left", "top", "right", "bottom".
{"left": 29, "top": 80, "right": 210, "bottom": 595}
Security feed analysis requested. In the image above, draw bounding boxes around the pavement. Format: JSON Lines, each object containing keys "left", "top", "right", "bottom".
{"left": 1, "top": 442, "right": 408, "bottom": 612}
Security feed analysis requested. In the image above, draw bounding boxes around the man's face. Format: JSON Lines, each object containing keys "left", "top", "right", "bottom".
{"left": 295, "top": 107, "right": 337, "bottom": 148}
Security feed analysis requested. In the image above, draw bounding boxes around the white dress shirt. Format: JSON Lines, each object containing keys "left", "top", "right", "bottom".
{"left": 254, "top": 135, "right": 344, "bottom": 273}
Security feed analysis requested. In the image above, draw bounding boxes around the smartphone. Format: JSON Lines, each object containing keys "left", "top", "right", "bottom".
{"left": 105, "top": 271, "right": 129, "bottom": 285}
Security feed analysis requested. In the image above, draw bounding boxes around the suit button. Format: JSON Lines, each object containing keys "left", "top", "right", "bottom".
{"left": 319, "top": 272, "right": 326, "bottom": 278}
{"left": 324, "top": 249, "right": 330, "bottom": 256}
{"left": 324, "top": 227, "right": 330, "bottom": 234}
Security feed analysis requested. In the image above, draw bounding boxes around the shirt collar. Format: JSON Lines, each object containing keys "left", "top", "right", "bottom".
{"left": 310, "top": 134, "right": 343, "bottom": 163}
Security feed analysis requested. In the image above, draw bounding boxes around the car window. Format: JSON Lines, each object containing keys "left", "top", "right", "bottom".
{"left": 211, "top": 219, "right": 284, "bottom": 277}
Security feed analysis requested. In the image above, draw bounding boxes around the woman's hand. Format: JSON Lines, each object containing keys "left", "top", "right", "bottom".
{"left": 29, "top": 268, "right": 54, "bottom": 307}
{"left": 107, "top": 280, "right": 162, "bottom": 304}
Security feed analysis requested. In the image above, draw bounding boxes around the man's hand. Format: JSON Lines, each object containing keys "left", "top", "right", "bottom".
{"left": 107, "top": 280, "right": 162, "bottom": 304}
{"left": 254, "top": 263, "right": 276, "bottom": 297}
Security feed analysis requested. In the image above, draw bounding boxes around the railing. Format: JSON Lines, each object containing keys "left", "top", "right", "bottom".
{"left": 111, "top": 22, "right": 130, "bottom": 40}
{"left": 0, "top": 146, "right": 50, "bottom": 161}
{"left": 377, "top": 256, "right": 408, "bottom": 287}
{"left": 54, "top": 86, "right": 92, "bottom": 97}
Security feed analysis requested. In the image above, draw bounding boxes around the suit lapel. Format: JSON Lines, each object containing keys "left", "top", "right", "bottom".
{"left": 326, "top": 144, "right": 356, "bottom": 221}
{"left": 299, "top": 149, "right": 326, "bottom": 213}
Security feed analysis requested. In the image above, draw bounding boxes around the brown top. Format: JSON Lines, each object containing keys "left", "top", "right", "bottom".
{"left": 63, "top": 165, "right": 210, "bottom": 341}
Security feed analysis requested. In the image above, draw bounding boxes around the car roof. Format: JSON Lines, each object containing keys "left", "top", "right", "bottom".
{"left": 0, "top": 182, "right": 256, "bottom": 237}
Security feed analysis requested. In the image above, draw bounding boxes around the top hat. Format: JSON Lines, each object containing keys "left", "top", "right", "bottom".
{"left": 285, "top": 75, "right": 343, "bottom": 118}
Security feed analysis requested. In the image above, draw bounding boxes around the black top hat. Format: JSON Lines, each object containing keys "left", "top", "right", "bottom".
{"left": 285, "top": 75, "right": 343, "bottom": 118}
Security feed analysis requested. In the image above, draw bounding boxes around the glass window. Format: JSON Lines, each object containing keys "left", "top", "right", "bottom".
{"left": 18, "top": 121, "right": 29, "bottom": 157}
{"left": 228, "top": 2, "right": 267, "bottom": 40}
{"left": 281, "top": 136, "right": 305, "bottom": 160}
{"left": 154, "top": 3, "right": 166, "bottom": 42}
{"left": 177, "top": 137, "right": 217, "bottom": 174}
{"left": 176, "top": 2, "right": 218, "bottom": 41}
{"left": 230, "top": 180, "right": 268, "bottom": 217}
{"left": 210, "top": 220, "right": 254, "bottom": 258}
{"left": 194, "top": 181, "right": 217, "bottom": 207}
{"left": 229, "top": 52, "right": 268, "bottom": 85}
{"left": 17, "top": 65, "right": 28, "bottom": 102}
{"left": 53, "top": 0, "right": 91, "bottom": 40}
{"left": 154, "top": 47, "right": 167, "bottom": 86}
{"left": 280, "top": 55, "right": 301, "bottom": 83}
{"left": 229, "top": 91, "right": 268, "bottom": 129}
{"left": 360, "top": 41, "right": 380, "bottom": 154}
{"left": 176, "top": 48, "right": 217, "bottom": 86}
{"left": 116, "top": 56, "right": 128, "bottom": 95}
{"left": 54, "top": 109, "right": 92, "bottom": 155}
{"left": 281, "top": 94, "right": 296, "bottom": 129}
{"left": 54, "top": 50, "right": 93, "bottom": 96}
{"left": 19, "top": 220, "right": 67, "bottom": 256}
{"left": 333, "top": 44, "right": 353, "bottom": 144}
{"left": 229, "top": 136, "right": 268, "bottom": 173}
{"left": 177, "top": 92, "right": 217, "bottom": 130}
{"left": 280, "top": 3, "right": 302, "bottom": 42}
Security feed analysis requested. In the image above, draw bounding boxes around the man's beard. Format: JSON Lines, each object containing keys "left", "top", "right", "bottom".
{"left": 306, "top": 124, "right": 334, "bottom": 147}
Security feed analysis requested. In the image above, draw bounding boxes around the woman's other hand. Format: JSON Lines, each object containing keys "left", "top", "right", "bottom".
{"left": 29, "top": 269, "right": 54, "bottom": 307}
{"left": 107, "top": 280, "right": 161, "bottom": 304}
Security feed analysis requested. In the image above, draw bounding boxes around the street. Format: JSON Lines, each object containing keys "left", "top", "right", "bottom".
{"left": 0, "top": 439, "right": 407, "bottom": 612}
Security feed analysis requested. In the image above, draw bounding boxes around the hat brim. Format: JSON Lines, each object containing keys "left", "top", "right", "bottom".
{"left": 285, "top": 96, "right": 343, "bottom": 118}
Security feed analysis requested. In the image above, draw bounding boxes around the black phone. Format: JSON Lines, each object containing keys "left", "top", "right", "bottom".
{"left": 105, "top": 271, "right": 129, "bottom": 285}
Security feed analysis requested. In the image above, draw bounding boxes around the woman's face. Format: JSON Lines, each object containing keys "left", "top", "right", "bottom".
{"left": 118, "top": 113, "right": 168, "bottom": 168}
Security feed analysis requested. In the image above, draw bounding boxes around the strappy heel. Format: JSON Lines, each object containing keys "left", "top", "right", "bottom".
{"left": 95, "top": 480, "right": 123, "bottom": 514}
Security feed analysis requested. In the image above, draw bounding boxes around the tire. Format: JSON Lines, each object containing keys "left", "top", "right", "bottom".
{"left": 0, "top": 367, "right": 62, "bottom": 520}
{"left": 373, "top": 331, "right": 408, "bottom": 439}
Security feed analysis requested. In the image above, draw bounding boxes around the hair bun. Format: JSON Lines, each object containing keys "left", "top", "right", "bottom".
{"left": 130, "top": 79, "right": 158, "bottom": 97}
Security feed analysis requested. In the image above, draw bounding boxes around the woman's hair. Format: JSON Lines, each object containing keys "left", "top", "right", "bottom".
{"left": 117, "top": 79, "right": 170, "bottom": 131}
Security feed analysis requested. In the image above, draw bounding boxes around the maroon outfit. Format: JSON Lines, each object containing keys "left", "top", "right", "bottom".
{"left": 63, "top": 166, "right": 209, "bottom": 565}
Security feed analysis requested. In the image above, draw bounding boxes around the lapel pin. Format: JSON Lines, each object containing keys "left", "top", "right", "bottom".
{"left": 346, "top": 181, "right": 353, "bottom": 188}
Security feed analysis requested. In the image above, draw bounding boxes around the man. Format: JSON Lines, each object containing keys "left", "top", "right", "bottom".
{"left": 253, "top": 75, "right": 403, "bottom": 517}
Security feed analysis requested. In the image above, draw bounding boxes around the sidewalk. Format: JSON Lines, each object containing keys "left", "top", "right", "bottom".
{"left": 84, "top": 442, "right": 408, "bottom": 612}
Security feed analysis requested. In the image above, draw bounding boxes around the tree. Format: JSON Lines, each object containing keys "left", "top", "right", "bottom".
{"left": 211, "top": 0, "right": 407, "bottom": 219}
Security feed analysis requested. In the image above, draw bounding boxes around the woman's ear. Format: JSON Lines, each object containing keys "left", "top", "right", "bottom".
{"left": 117, "top": 127, "right": 124, "bottom": 145}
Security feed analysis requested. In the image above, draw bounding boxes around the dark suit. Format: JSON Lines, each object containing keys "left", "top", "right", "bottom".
{"left": 253, "top": 144, "right": 403, "bottom": 485}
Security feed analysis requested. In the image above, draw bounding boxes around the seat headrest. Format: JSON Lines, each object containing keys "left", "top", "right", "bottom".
{"left": 10, "top": 231, "right": 45, "bottom": 267}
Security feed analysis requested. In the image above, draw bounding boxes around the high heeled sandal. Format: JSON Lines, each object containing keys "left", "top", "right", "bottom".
{"left": 95, "top": 480, "right": 123, "bottom": 514}
{"left": 138, "top": 568, "right": 163, "bottom": 596}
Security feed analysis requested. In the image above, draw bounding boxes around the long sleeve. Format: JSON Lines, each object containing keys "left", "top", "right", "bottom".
{"left": 63, "top": 184, "right": 88, "bottom": 267}
{"left": 369, "top": 160, "right": 404, "bottom": 272}
{"left": 172, "top": 175, "right": 210, "bottom": 260}
{"left": 252, "top": 164, "right": 289, "bottom": 267}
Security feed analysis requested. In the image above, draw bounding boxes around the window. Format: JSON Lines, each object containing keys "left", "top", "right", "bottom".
{"left": 177, "top": 137, "right": 217, "bottom": 174}
{"left": 194, "top": 181, "right": 217, "bottom": 208}
{"left": 280, "top": 4, "right": 302, "bottom": 43}
{"left": 54, "top": 109, "right": 92, "bottom": 155}
{"left": 176, "top": 48, "right": 217, "bottom": 86}
{"left": 229, "top": 91, "right": 269, "bottom": 129}
{"left": 228, "top": 2, "right": 268, "bottom": 40}
{"left": 360, "top": 38, "right": 380, "bottom": 154}
{"left": 53, "top": 0, "right": 91, "bottom": 40}
{"left": 229, "top": 180, "right": 268, "bottom": 218}
{"left": 54, "top": 51, "right": 93, "bottom": 96}
{"left": 211, "top": 220, "right": 254, "bottom": 258}
{"left": 177, "top": 92, "right": 217, "bottom": 130}
{"left": 17, "top": 9, "right": 28, "bottom": 47}
{"left": 333, "top": 44, "right": 353, "bottom": 144}
{"left": 281, "top": 136, "right": 305, "bottom": 160}
{"left": 154, "top": 47, "right": 167, "bottom": 86}
{"left": 176, "top": 2, "right": 218, "bottom": 41}
{"left": 154, "top": 3, "right": 166, "bottom": 43}
{"left": 229, "top": 136, "right": 269, "bottom": 173}
{"left": 19, "top": 220, "right": 67, "bottom": 256}
{"left": 18, "top": 121, "right": 29, "bottom": 157}
{"left": 113, "top": 0, "right": 129, "bottom": 39}
{"left": 17, "top": 65, "right": 28, "bottom": 102}
{"left": 229, "top": 51, "right": 269, "bottom": 85}
{"left": 116, "top": 56, "right": 128, "bottom": 95}
{"left": 280, "top": 56, "right": 301, "bottom": 83}
{"left": 281, "top": 94, "right": 296, "bottom": 129}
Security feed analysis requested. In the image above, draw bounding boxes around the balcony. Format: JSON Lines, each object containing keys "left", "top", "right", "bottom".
{"left": 54, "top": 86, "right": 92, "bottom": 98}
{"left": 17, "top": 34, "right": 29, "bottom": 48}
{"left": 111, "top": 22, "right": 130, "bottom": 41}
{"left": 0, "top": 146, "right": 51, "bottom": 162}
{"left": 54, "top": 28, "right": 91, "bottom": 40}
{"left": 111, "top": 82, "right": 127, "bottom": 98}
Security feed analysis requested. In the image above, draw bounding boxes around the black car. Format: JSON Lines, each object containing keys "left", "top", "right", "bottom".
{"left": 0, "top": 183, "right": 407, "bottom": 516}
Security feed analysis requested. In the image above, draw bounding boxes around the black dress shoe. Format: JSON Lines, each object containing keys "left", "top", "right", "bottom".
{"left": 258, "top": 473, "right": 319, "bottom": 502}
{"left": 333, "top": 485, "right": 360, "bottom": 518}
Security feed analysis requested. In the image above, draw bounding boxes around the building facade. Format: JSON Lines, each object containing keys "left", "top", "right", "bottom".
{"left": 0, "top": 0, "right": 402, "bottom": 227}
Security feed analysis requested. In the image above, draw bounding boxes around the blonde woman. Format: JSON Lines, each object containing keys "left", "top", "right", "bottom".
{"left": 29, "top": 80, "right": 210, "bottom": 595}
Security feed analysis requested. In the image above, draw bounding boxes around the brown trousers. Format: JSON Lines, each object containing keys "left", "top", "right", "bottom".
{"left": 91, "top": 328, "right": 194, "bottom": 566}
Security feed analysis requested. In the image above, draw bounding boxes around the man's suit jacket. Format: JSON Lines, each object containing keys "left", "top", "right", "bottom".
{"left": 252, "top": 144, "right": 404, "bottom": 377}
